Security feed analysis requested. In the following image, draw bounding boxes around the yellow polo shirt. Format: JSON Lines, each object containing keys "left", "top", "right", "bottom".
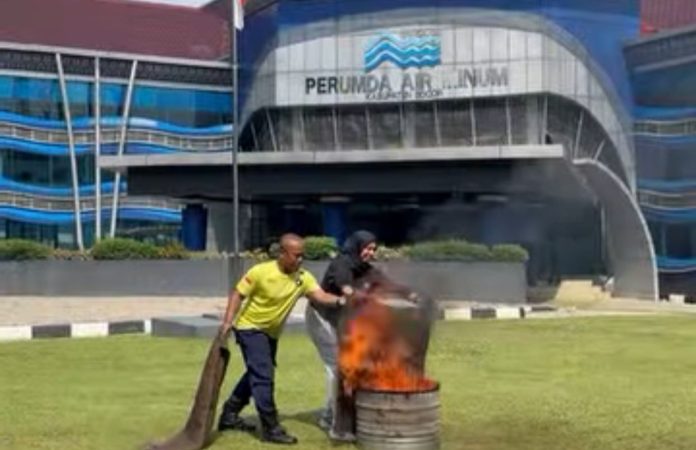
{"left": 234, "top": 260, "right": 320, "bottom": 338}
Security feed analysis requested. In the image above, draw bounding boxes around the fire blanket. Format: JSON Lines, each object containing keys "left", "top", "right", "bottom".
{"left": 147, "top": 331, "right": 230, "bottom": 450}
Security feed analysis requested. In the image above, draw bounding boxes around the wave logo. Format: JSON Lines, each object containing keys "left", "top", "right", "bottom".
{"left": 364, "top": 32, "right": 441, "bottom": 72}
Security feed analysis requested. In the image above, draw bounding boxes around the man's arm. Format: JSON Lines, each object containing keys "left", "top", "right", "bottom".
{"left": 306, "top": 288, "right": 345, "bottom": 307}
{"left": 220, "top": 289, "right": 245, "bottom": 335}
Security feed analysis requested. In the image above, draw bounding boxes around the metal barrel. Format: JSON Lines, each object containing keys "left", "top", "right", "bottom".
{"left": 356, "top": 385, "right": 440, "bottom": 450}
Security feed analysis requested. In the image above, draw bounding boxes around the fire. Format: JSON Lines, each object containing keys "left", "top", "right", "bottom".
{"left": 338, "top": 285, "right": 436, "bottom": 393}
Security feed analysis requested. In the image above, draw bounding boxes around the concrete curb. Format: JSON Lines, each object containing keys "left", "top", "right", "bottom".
{"left": 440, "top": 305, "right": 556, "bottom": 321}
{"left": 0, "top": 319, "right": 152, "bottom": 342}
{"left": 0, "top": 305, "right": 558, "bottom": 342}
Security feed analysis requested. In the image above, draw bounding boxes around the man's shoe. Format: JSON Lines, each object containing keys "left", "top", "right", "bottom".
{"left": 262, "top": 425, "right": 298, "bottom": 445}
{"left": 218, "top": 414, "right": 256, "bottom": 432}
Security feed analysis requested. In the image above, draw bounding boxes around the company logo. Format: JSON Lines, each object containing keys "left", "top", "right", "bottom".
{"left": 364, "top": 32, "right": 441, "bottom": 72}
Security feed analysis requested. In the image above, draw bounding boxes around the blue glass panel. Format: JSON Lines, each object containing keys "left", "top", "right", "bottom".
{"left": 0, "top": 76, "right": 233, "bottom": 126}
{"left": 0, "top": 206, "right": 181, "bottom": 225}
{"left": 101, "top": 83, "right": 126, "bottom": 108}
{"left": 67, "top": 81, "right": 91, "bottom": 104}
{"left": 0, "top": 176, "right": 124, "bottom": 197}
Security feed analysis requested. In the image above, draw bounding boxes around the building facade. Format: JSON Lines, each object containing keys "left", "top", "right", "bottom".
{"left": 627, "top": 0, "right": 696, "bottom": 295}
{"left": 0, "top": 0, "right": 233, "bottom": 250}
{"left": 109, "top": 0, "right": 656, "bottom": 299}
{"left": 3, "top": 0, "right": 696, "bottom": 298}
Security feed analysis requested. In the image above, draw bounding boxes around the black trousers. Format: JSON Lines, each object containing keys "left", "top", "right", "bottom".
{"left": 227, "top": 329, "right": 279, "bottom": 418}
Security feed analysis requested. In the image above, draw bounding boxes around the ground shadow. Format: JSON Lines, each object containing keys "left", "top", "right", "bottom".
{"left": 280, "top": 408, "right": 322, "bottom": 428}
{"left": 280, "top": 410, "right": 355, "bottom": 447}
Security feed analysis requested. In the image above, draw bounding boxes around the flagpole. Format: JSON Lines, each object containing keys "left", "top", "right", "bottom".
{"left": 231, "top": 0, "right": 240, "bottom": 279}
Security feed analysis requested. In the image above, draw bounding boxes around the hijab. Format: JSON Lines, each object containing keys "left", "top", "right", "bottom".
{"left": 341, "top": 230, "right": 377, "bottom": 271}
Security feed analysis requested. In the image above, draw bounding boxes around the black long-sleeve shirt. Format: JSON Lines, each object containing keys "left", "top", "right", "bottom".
{"left": 312, "top": 253, "right": 380, "bottom": 326}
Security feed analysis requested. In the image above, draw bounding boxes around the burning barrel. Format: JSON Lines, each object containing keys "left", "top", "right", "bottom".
{"left": 339, "top": 289, "right": 441, "bottom": 450}
{"left": 356, "top": 384, "right": 440, "bottom": 450}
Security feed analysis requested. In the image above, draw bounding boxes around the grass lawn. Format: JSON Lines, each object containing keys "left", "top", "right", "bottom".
{"left": 3, "top": 316, "right": 696, "bottom": 450}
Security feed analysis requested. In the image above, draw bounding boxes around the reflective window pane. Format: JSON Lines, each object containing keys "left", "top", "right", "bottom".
{"left": 437, "top": 100, "right": 473, "bottom": 146}
{"left": 414, "top": 102, "right": 437, "bottom": 148}
{"left": 474, "top": 98, "right": 507, "bottom": 146}
{"left": 303, "top": 107, "right": 336, "bottom": 151}
{"left": 338, "top": 106, "right": 368, "bottom": 150}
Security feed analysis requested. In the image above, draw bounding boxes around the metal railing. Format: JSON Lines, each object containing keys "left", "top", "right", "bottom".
{"left": 0, "top": 121, "right": 233, "bottom": 152}
{"left": 625, "top": 27, "right": 696, "bottom": 68}
{"left": 635, "top": 119, "right": 696, "bottom": 137}
{"left": 0, "top": 191, "right": 181, "bottom": 212}
{"left": 638, "top": 189, "right": 696, "bottom": 209}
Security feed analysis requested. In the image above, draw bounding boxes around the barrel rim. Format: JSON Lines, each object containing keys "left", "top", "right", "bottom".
{"left": 356, "top": 381, "right": 440, "bottom": 395}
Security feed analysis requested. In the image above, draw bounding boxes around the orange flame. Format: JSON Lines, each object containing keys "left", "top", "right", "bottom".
{"left": 338, "top": 287, "right": 436, "bottom": 393}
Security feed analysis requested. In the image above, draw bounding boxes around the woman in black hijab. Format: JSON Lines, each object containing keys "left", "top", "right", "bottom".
{"left": 305, "top": 230, "right": 379, "bottom": 438}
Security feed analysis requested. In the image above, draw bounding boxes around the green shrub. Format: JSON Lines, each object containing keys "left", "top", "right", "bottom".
{"left": 374, "top": 245, "right": 406, "bottom": 261}
{"left": 189, "top": 251, "right": 224, "bottom": 260}
{"left": 156, "top": 241, "right": 189, "bottom": 260}
{"left": 402, "top": 239, "right": 528, "bottom": 263}
{"left": 303, "top": 236, "right": 338, "bottom": 260}
{"left": 491, "top": 244, "right": 529, "bottom": 263}
{"left": 240, "top": 248, "right": 271, "bottom": 262}
{"left": 404, "top": 240, "right": 492, "bottom": 262}
{"left": 0, "top": 239, "right": 51, "bottom": 261}
{"left": 90, "top": 238, "right": 161, "bottom": 260}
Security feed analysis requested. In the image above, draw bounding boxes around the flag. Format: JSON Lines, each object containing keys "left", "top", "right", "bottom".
{"left": 233, "top": 0, "right": 244, "bottom": 30}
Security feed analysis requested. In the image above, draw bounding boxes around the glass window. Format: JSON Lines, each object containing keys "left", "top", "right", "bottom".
{"left": 6, "top": 220, "right": 58, "bottom": 247}
{"left": 101, "top": 83, "right": 126, "bottom": 117}
{"left": 546, "top": 95, "right": 581, "bottom": 157}
{"left": 117, "top": 220, "right": 181, "bottom": 245}
{"left": 369, "top": 104, "right": 402, "bottom": 150}
{"left": 666, "top": 224, "right": 692, "bottom": 259}
{"left": 578, "top": 113, "right": 607, "bottom": 159}
{"left": 437, "top": 100, "right": 473, "bottom": 146}
{"left": 338, "top": 106, "right": 368, "bottom": 150}
{"left": 0, "top": 76, "right": 233, "bottom": 128}
{"left": 303, "top": 107, "right": 336, "bottom": 151}
{"left": 130, "top": 85, "right": 232, "bottom": 127}
{"left": 414, "top": 102, "right": 437, "bottom": 148}
{"left": 666, "top": 147, "right": 696, "bottom": 180}
{"left": 67, "top": 81, "right": 92, "bottom": 119}
{"left": 0, "top": 150, "right": 92, "bottom": 188}
{"left": 239, "top": 121, "right": 256, "bottom": 152}
{"left": 474, "top": 98, "right": 507, "bottom": 146}
{"left": 508, "top": 96, "right": 532, "bottom": 145}
{"left": 598, "top": 142, "right": 626, "bottom": 183}
{"left": 57, "top": 224, "right": 76, "bottom": 249}
{"left": 270, "top": 109, "right": 293, "bottom": 152}
{"left": 252, "top": 110, "right": 275, "bottom": 151}
{"left": 0, "top": 76, "right": 93, "bottom": 120}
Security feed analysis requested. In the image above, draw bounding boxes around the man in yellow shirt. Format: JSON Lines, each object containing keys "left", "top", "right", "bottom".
{"left": 218, "top": 233, "right": 345, "bottom": 445}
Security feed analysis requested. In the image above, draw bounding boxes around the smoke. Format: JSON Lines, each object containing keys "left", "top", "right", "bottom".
{"left": 402, "top": 159, "right": 602, "bottom": 284}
